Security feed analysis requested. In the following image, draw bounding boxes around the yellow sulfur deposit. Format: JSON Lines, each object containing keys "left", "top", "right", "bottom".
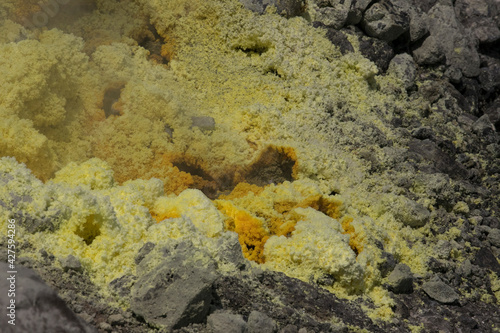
{"left": 0, "top": 0, "right": 442, "bottom": 322}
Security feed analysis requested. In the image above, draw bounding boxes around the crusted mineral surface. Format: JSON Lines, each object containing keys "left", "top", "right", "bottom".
{"left": 1, "top": 0, "right": 499, "bottom": 332}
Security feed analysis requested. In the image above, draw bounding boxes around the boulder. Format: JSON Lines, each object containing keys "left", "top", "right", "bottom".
{"left": 207, "top": 311, "right": 247, "bottom": 333}
{"left": 247, "top": 310, "right": 277, "bottom": 333}
{"left": 361, "top": 0, "right": 410, "bottom": 42}
{"left": 387, "top": 53, "right": 417, "bottom": 90}
{"left": 387, "top": 263, "right": 414, "bottom": 294}
{"left": 422, "top": 278, "right": 460, "bottom": 304}
{"left": 0, "top": 262, "right": 97, "bottom": 333}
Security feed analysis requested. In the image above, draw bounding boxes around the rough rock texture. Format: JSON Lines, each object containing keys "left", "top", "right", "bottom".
{"left": 454, "top": 0, "right": 500, "bottom": 44}
{"left": 422, "top": 279, "right": 460, "bottom": 304}
{"left": 361, "top": 0, "right": 410, "bottom": 42}
{"left": 207, "top": 311, "right": 247, "bottom": 333}
{"left": 388, "top": 263, "right": 414, "bottom": 294}
{"left": 131, "top": 242, "right": 219, "bottom": 330}
{"left": 0, "top": 262, "right": 97, "bottom": 333}
{"left": 247, "top": 310, "right": 277, "bottom": 333}
{"left": 387, "top": 53, "right": 417, "bottom": 90}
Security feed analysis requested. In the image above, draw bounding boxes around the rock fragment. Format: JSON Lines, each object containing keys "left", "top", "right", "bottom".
{"left": 317, "top": 25, "right": 354, "bottom": 55}
{"left": 422, "top": 278, "right": 460, "bottom": 304}
{"left": 454, "top": 0, "right": 500, "bottom": 44}
{"left": 61, "top": 254, "right": 83, "bottom": 272}
{"left": 0, "top": 262, "right": 97, "bottom": 333}
{"left": 487, "top": 228, "right": 500, "bottom": 248}
{"left": 191, "top": 116, "right": 216, "bottom": 132}
{"left": 424, "top": 3, "right": 481, "bottom": 77}
{"left": 387, "top": 263, "right": 414, "bottom": 294}
{"left": 247, "top": 310, "right": 277, "bottom": 333}
{"left": 308, "top": 0, "right": 353, "bottom": 29}
{"left": 412, "top": 35, "right": 445, "bottom": 65}
{"left": 358, "top": 36, "right": 394, "bottom": 72}
{"left": 473, "top": 114, "right": 498, "bottom": 144}
{"left": 361, "top": 0, "right": 410, "bottom": 42}
{"left": 131, "top": 242, "right": 218, "bottom": 330}
{"left": 207, "top": 311, "right": 247, "bottom": 333}
{"left": 387, "top": 53, "right": 417, "bottom": 90}
{"left": 474, "top": 247, "right": 500, "bottom": 274}
{"left": 393, "top": 196, "right": 430, "bottom": 228}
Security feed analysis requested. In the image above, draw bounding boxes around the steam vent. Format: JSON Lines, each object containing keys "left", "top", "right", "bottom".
{"left": 1, "top": 0, "right": 500, "bottom": 332}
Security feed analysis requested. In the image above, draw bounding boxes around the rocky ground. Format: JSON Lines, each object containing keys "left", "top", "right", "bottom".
{"left": 1, "top": 0, "right": 500, "bottom": 332}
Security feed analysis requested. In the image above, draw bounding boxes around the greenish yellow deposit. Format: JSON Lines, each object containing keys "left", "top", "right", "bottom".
{"left": 0, "top": 0, "right": 449, "bottom": 321}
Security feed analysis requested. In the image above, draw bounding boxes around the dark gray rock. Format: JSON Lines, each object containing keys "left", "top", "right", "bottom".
{"left": 308, "top": 0, "right": 353, "bottom": 30}
{"left": 411, "top": 127, "right": 434, "bottom": 140}
{"left": 393, "top": 196, "right": 430, "bottom": 228}
{"left": 445, "top": 66, "right": 463, "bottom": 84}
{"left": 378, "top": 252, "right": 397, "bottom": 278}
{"left": 478, "top": 64, "right": 500, "bottom": 95}
{"left": 388, "top": 53, "right": 417, "bottom": 90}
{"left": 485, "top": 97, "right": 500, "bottom": 128}
{"left": 108, "top": 313, "right": 125, "bottom": 325}
{"left": 473, "top": 114, "right": 498, "bottom": 144}
{"left": 108, "top": 274, "right": 136, "bottom": 298}
{"left": 388, "top": 264, "right": 414, "bottom": 294}
{"left": 425, "top": 4, "right": 481, "bottom": 77}
{"left": 0, "top": 262, "right": 97, "bottom": 333}
{"left": 207, "top": 311, "right": 247, "bottom": 333}
{"left": 358, "top": 36, "right": 394, "bottom": 72}
{"left": 321, "top": 26, "right": 354, "bottom": 55}
{"left": 361, "top": 0, "right": 410, "bottom": 42}
{"left": 487, "top": 228, "right": 500, "bottom": 247}
{"left": 134, "top": 241, "right": 155, "bottom": 264}
{"left": 474, "top": 247, "right": 500, "bottom": 274}
{"left": 391, "top": 0, "right": 429, "bottom": 42}
{"left": 247, "top": 310, "right": 277, "bottom": 333}
{"left": 455, "top": 0, "right": 500, "bottom": 44}
{"left": 61, "top": 255, "right": 83, "bottom": 272}
{"left": 408, "top": 139, "right": 468, "bottom": 179}
{"left": 412, "top": 35, "right": 445, "bottom": 65}
{"left": 239, "top": 0, "right": 306, "bottom": 18}
{"left": 131, "top": 242, "right": 218, "bottom": 330}
{"left": 422, "top": 278, "right": 460, "bottom": 304}
{"left": 346, "top": 0, "right": 372, "bottom": 25}
{"left": 280, "top": 325, "right": 299, "bottom": 333}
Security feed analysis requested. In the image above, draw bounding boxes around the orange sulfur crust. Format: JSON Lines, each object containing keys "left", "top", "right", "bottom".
{"left": 216, "top": 200, "right": 270, "bottom": 263}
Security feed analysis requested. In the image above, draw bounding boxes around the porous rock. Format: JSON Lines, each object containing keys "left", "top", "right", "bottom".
{"left": 0, "top": 262, "right": 97, "bottom": 333}
{"left": 361, "top": 0, "right": 410, "bottom": 42}
{"left": 393, "top": 196, "right": 430, "bottom": 228}
{"left": 315, "top": 24, "right": 354, "bottom": 55}
{"left": 358, "top": 35, "right": 394, "bottom": 72}
{"left": 247, "top": 310, "right": 277, "bottom": 333}
{"left": 473, "top": 114, "right": 498, "bottom": 144}
{"left": 308, "top": 0, "right": 353, "bottom": 29}
{"left": 422, "top": 278, "right": 460, "bottom": 304}
{"left": 454, "top": 0, "right": 500, "bottom": 44}
{"left": 388, "top": 263, "right": 414, "bottom": 294}
{"left": 387, "top": 53, "right": 417, "bottom": 90}
{"left": 207, "top": 311, "right": 247, "bottom": 333}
